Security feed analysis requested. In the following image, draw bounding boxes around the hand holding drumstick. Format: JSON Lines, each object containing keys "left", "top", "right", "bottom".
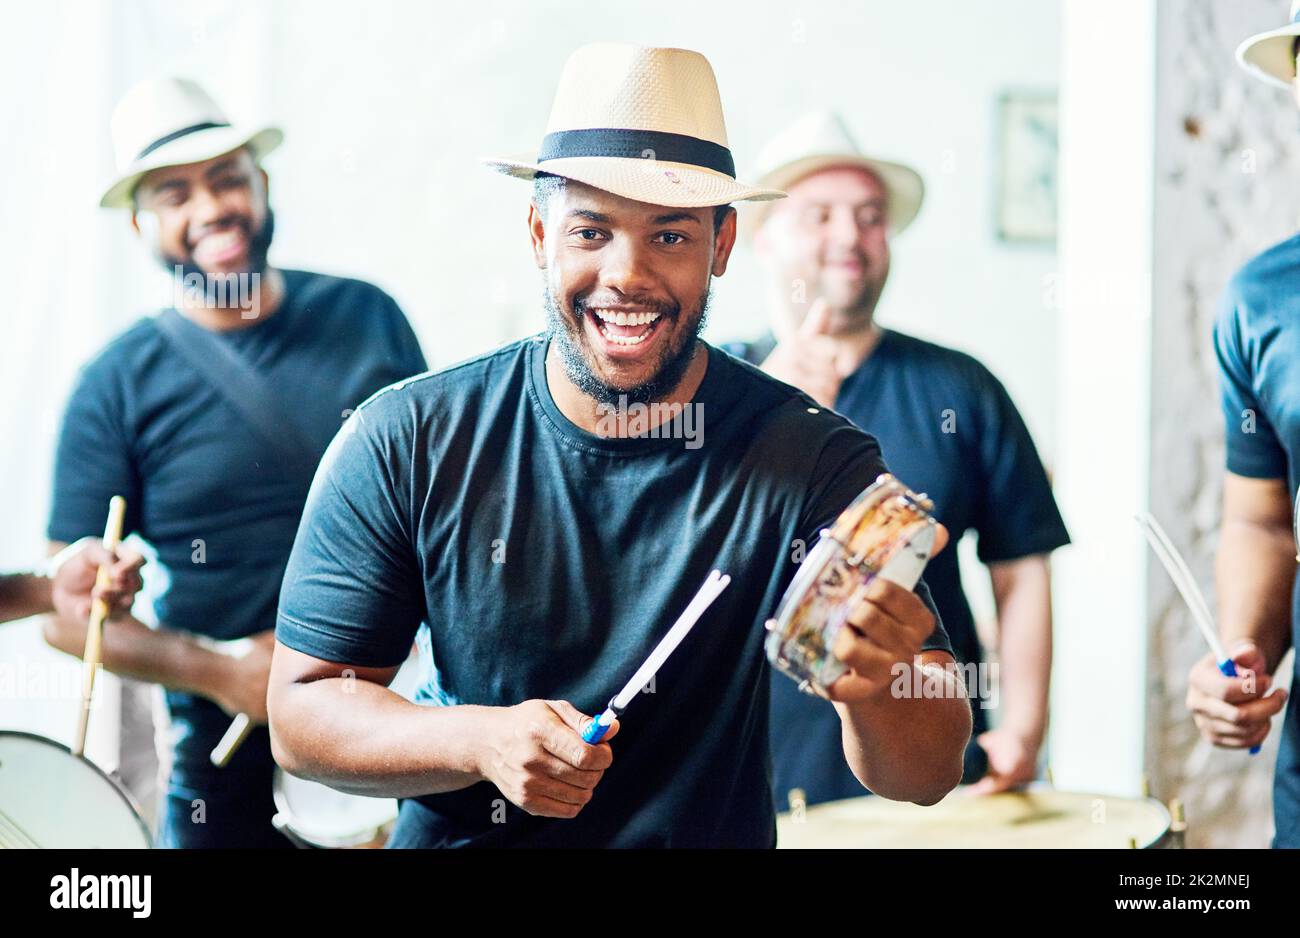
{"left": 71, "top": 496, "right": 128, "bottom": 757}
{"left": 207, "top": 630, "right": 276, "bottom": 766}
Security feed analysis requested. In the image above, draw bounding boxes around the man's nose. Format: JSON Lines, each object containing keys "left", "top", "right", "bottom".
{"left": 187, "top": 185, "right": 228, "bottom": 231}
{"left": 598, "top": 238, "right": 656, "bottom": 295}
{"left": 826, "top": 206, "right": 861, "bottom": 248}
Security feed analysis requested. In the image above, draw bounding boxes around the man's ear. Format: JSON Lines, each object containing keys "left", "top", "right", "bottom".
{"left": 711, "top": 206, "right": 737, "bottom": 278}
{"left": 258, "top": 166, "right": 270, "bottom": 199}
{"left": 528, "top": 200, "right": 547, "bottom": 269}
{"left": 129, "top": 211, "right": 142, "bottom": 236}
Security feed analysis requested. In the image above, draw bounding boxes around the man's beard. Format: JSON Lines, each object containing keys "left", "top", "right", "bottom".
{"left": 155, "top": 208, "right": 276, "bottom": 297}
{"left": 544, "top": 281, "right": 711, "bottom": 407}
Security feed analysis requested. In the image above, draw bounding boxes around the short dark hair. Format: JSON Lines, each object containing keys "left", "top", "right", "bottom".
{"left": 532, "top": 172, "right": 732, "bottom": 233}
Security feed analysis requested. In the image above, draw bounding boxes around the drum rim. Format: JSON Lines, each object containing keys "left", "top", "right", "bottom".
{"left": 780, "top": 784, "right": 1174, "bottom": 849}
{"left": 0, "top": 729, "right": 153, "bottom": 848}
{"left": 271, "top": 766, "right": 397, "bottom": 849}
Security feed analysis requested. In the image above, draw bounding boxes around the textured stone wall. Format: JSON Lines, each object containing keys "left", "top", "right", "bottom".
{"left": 1150, "top": 0, "right": 1299, "bottom": 848}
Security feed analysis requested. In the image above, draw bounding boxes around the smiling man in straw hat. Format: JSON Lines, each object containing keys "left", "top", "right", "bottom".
{"left": 725, "top": 112, "right": 1069, "bottom": 813}
{"left": 1183, "top": 4, "right": 1300, "bottom": 848}
{"left": 43, "top": 77, "right": 427, "bottom": 847}
{"left": 268, "top": 43, "right": 971, "bottom": 848}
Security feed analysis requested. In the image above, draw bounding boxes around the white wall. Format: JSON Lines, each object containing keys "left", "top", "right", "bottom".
{"left": 1051, "top": 0, "right": 1156, "bottom": 797}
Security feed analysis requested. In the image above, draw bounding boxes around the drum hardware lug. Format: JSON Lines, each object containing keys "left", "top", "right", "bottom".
{"left": 272, "top": 811, "right": 314, "bottom": 850}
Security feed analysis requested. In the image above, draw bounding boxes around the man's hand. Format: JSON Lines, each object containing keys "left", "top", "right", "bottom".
{"left": 49, "top": 537, "right": 145, "bottom": 623}
{"left": 1186, "top": 641, "right": 1287, "bottom": 750}
{"left": 209, "top": 630, "right": 277, "bottom": 724}
{"left": 823, "top": 578, "right": 938, "bottom": 703}
{"left": 761, "top": 298, "right": 858, "bottom": 407}
{"left": 822, "top": 523, "right": 951, "bottom": 703}
{"left": 476, "top": 699, "right": 619, "bottom": 818}
{"left": 969, "top": 727, "right": 1040, "bottom": 795}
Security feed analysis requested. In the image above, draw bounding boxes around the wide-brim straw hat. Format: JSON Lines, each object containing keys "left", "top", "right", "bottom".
{"left": 741, "top": 110, "right": 924, "bottom": 239}
{"left": 100, "top": 77, "right": 282, "bottom": 209}
{"left": 1237, "top": 1, "right": 1300, "bottom": 89}
{"left": 483, "top": 43, "right": 785, "bottom": 208}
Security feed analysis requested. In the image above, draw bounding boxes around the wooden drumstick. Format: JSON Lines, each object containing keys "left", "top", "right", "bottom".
{"left": 210, "top": 712, "right": 253, "bottom": 767}
{"left": 71, "top": 495, "right": 127, "bottom": 758}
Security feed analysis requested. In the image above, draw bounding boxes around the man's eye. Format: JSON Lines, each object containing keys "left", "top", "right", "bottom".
{"left": 213, "top": 175, "right": 245, "bottom": 191}
{"left": 857, "top": 208, "right": 885, "bottom": 228}
{"left": 575, "top": 229, "right": 604, "bottom": 241}
{"left": 656, "top": 232, "right": 686, "bottom": 245}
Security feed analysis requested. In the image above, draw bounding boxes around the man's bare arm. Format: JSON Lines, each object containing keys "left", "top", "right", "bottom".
{"left": 41, "top": 539, "right": 253, "bottom": 715}
{"left": 1216, "top": 474, "right": 1294, "bottom": 669}
{"left": 267, "top": 642, "right": 618, "bottom": 817}
{"left": 1186, "top": 474, "right": 1292, "bottom": 750}
{"left": 0, "top": 573, "right": 53, "bottom": 623}
{"left": 834, "top": 648, "right": 970, "bottom": 805}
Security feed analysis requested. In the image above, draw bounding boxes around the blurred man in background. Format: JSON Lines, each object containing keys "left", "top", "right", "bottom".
{"left": 42, "top": 77, "right": 427, "bottom": 847}
{"left": 727, "top": 112, "right": 1069, "bottom": 810}
{"left": 1187, "top": 9, "right": 1300, "bottom": 847}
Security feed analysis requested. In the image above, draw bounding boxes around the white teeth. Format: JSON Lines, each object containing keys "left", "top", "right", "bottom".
{"left": 593, "top": 308, "right": 661, "bottom": 327}
{"left": 598, "top": 321, "right": 649, "bottom": 345}
{"left": 196, "top": 231, "right": 242, "bottom": 253}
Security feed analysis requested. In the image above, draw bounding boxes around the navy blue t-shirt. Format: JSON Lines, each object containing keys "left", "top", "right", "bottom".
{"left": 1214, "top": 232, "right": 1300, "bottom": 848}
{"left": 47, "top": 269, "right": 427, "bottom": 802}
{"left": 726, "top": 330, "right": 1069, "bottom": 810}
{"left": 275, "top": 337, "right": 956, "bottom": 848}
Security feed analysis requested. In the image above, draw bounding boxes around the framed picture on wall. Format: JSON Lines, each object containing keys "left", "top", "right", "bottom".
{"left": 996, "top": 91, "right": 1058, "bottom": 244}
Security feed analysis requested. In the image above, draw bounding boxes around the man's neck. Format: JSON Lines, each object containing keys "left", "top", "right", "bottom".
{"left": 178, "top": 267, "right": 285, "bottom": 333}
{"left": 772, "top": 304, "right": 884, "bottom": 369}
{"left": 545, "top": 342, "right": 710, "bottom": 436}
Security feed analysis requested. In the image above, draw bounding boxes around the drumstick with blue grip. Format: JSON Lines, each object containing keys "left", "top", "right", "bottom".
{"left": 1136, "top": 513, "right": 1267, "bottom": 755}
{"left": 582, "top": 569, "right": 731, "bottom": 744}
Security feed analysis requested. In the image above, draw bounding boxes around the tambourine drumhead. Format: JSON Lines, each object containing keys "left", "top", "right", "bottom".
{"left": 777, "top": 787, "right": 1171, "bottom": 849}
{"left": 768, "top": 474, "right": 935, "bottom": 692}
{"left": 0, "top": 731, "right": 151, "bottom": 849}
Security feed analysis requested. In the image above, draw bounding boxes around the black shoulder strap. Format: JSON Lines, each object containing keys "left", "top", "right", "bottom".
{"left": 155, "top": 308, "right": 322, "bottom": 478}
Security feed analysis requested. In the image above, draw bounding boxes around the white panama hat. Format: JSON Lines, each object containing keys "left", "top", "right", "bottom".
{"left": 1237, "top": 1, "right": 1300, "bottom": 89}
{"left": 741, "top": 110, "right": 925, "bottom": 239}
{"left": 99, "top": 77, "right": 282, "bottom": 209}
{"left": 482, "top": 43, "right": 785, "bottom": 208}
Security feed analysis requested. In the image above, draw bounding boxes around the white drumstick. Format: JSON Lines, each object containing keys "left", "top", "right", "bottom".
{"left": 1136, "top": 512, "right": 1270, "bottom": 755}
{"left": 582, "top": 569, "right": 731, "bottom": 743}
{"left": 1135, "top": 513, "right": 1225, "bottom": 661}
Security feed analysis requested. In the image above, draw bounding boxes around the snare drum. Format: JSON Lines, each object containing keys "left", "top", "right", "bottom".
{"left": 0, "top": 731, "right": 151, "bottom": 848}
{"left": 272, "top": 773, "right": 397, "bottom": 849}
{"left": 766, "top": 473, "right": 937, "bottom": 694}
{"left": 777, "top": 786, "right": 1173, "bottom": 849}
{"left": 271, "top": 655, "right": 421, "bottom": 849}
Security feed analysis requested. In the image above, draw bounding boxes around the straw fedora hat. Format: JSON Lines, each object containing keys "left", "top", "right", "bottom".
{"left": 740, "top": 111, "right": 924, "bottom": 239}
{"left": 1237, "top": 1, "right": 1300, "bottom": 89}
{"left": 483, "top": 43, "right": 785, "bottom": 208}
{"left": 99, "top": 77, "right": 282, "bottom": 209}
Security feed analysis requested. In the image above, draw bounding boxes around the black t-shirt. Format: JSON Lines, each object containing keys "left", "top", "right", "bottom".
{"left": 47, "top": 269, "right": 427, "bottom": 794}
{"left": 275, "top": 336, "right": 954, "bottom": 848}
{"left": 725, "top": 330, "right": 1070, "bottom": 809}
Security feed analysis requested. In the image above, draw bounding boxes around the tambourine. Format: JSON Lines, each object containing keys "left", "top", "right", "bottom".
{"left": 765, "top": 473, "right": 937, "bottom": 695}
